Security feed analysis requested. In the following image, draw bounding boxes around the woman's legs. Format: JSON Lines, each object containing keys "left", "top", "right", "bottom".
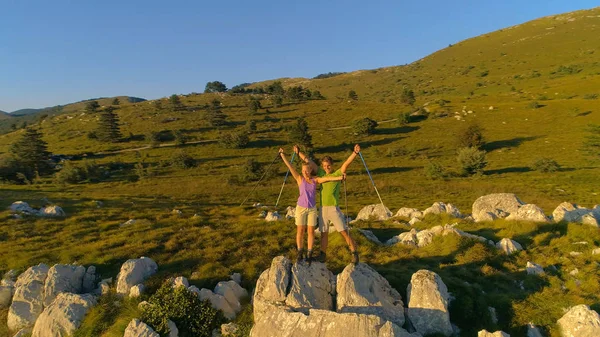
{"left": 296, "top": 225, "right": 306, "bottom": 250}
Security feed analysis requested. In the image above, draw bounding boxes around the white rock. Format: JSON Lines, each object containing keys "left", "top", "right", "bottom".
{"left": 265, "top": 211, "right": 281, "bottom": 222}
{"left": 168, "top": 319, "right": 179, "bottom": 337}
{"left": 409, "top": 217, "right": 421, "bottom": 226}
{"left": 423, "top": 202, "right": 462, "bottom": 218}
{"left": 171, "top": 209, "right": 183, "bottom": 216}
{"left": 386, "top": 229, "right": 418, "bottom": 247}
{"left": 570, "top": 268, "right": 579, "bottom": 276}
{"left": 116, "top": 257, "right": 158, "bottom": 295}
{"left": 8, "top": 263, "right": 50, "bottom": 331}
{"left": 120, "top": 219, "right": 136, "bottom": 227}
{"left": 253, "top": 256, "right": 292, "bottom": 317}
{"left": 358, "top": 229, "right": 383, "bottom": 245}
{"left": 557, "top": 304, "right": 600, "bottom": 337}
{"left": 285, "top": 262, "right": 335, "bottom": 313}
{"left": 95, "top": 278, "right": 112, "bottom": 295}
{"left": 230, "top": 273, "right": 242, "bottom": 285}
{"left": 82, "top": 266, "right": 96, "bottom": 293}
{"left": 124, "top": 319, "right": 160, "bottom": 337}
{"left": 582, "top": 213, "right": 600, "bottom": 227}
{"left": 416, "top": 230, "right": 435, "bottom": 247}
{"left": 31, "top": 293, "right": 96, "bottom": 337}
{"left": 526, "top": 262, "right": 544, "bottom": 275}
{"left": 10, "top": 201, "right": 37, "bottom": 214}
{"left": 472, "top": 193, "right": 524, "bottom": 222}
{"left": 570, "top": 251, "right": 582, "bottom": 257}
{"left": 553, "top": 202, "right": 591, "bottom": 223}
{"left": 592, "top": 248, "right": 600, "bottom": 255}
{"left": 199, "top": 288, "right": 236, "bottom": 320}
{"left": 214, "top": 280, "right": 248, "bottom": 314}
{"left": 336, "top": 263, "right": 405, "bottom": 327}
{"left": 173, "top": 276, "right": 189, "bottom": 288}
{"left": 496, "top": 238, "right": 523, "bottom": 255}
{"left": 285, "top": 206, "right": 295, "bottom": 219}
{"left": 38, "top": 205, "right": 66, "bottom": 217}
{"left": 129, "top": 284, "right": 145, "bottom": 298}
{"left": 527, "top": 323, "right": 543, "bottom": 337}
{"left": 488, "top": 307, "right": 498, "bottom": 324}
{"left": 407, "top": 270, "right": 452, "bottom": 336}
{"left": 505, "top": 204, "right": 549, "bottom": 222}
{"left": 221, "top": 322, "right": 239, "bottom": 336}
{"left": 355, "top": 204, "right": 392, "bottom": 221}
{"left": 477, "top": 330, "right": 510, "bottom": 337}
{"left": 395, "top": 208, "right": 423, "bottom": 219}
{"left": 43, "top": 264, "right": 86, "bottom": 307}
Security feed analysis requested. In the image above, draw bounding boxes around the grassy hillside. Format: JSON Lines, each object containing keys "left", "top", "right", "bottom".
{"left": 1, "top": 6, "right": 600, "bottom": 337}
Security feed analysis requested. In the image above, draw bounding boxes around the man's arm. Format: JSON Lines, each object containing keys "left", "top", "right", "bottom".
{"left": 341, "top": 144, "right": 361, "bottom": 174}
{"left": 294, "top": 144, "right": 318, "bottom": 173}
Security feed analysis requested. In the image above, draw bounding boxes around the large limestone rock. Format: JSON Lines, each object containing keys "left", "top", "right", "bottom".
{"left": 472, "top": 193, "right": 524, "bottom": 222}
{"left": 407, "top": 270, "right": 452, "bottom": 336}
{"left": 253, "top": 256, "right": 292, "bottom": 316}
{"left": 423, "top": 202, "right": 462, "bottom": 218}
{"left": 553, "top": 202, "right": 591, "bottom": 223}
{"left": 124, "top": 319, "right": 160, "bottom": 337}
{"left": 557, "top": 304, "right": 600, "bottom": 337}
{"left": 386, "top": 229, "right": 418, "bottom": 246}
{"left": 82, "top": 266, "right": 96, "bottom": 293}
{"left": 582, "top": 213, "right": 600, "bottom": 227}
{"left": 285, "top": 262, "right": 335, "bottom": 313}
{"left": 116, "top": 257, "right": 158, "bottom": 295}
{"left": 43, "top": 264, "right": 86, "bottom": 307}
{"left": 336, "top": 263, "right": 405, "bottom": 327}
{"left": 505, "top": 204, "right": 549, "bottom": 222}
{"left": 31, "top": 293, "right": 96, "bottom": 337}
{"left": 8, "top": 264, "right": 50, "bottom": 331}
{"left": 38, "top": 205, "right": 66, "bottom": 217}
{"left": 0, "top": 285, "right": 12, "bottom": 308}
{"left": 395, "top": 208, "right": 423, "bottom": 219}
{"left": 477, "top": 330, "right": 510, "bottom": 337}
{"left": 214, "top": 280, "right": 248, "bottom": 315}
{"left": 355, "top": 204, "right": 392, "bottom": 221}
{"left": 496, "top": 238, "right": 523, "bottom": 255}
{"left": 199, "top": 288, "right": 235, "bottom": 319}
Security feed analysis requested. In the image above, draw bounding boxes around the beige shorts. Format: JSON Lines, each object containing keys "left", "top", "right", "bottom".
{"left": 295, "top": 205, "right": 317, "bottom": 227}
{"left": 318, "top": 206, "right": 348, "bottom": 232}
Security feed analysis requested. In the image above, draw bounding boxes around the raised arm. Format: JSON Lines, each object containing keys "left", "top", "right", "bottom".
{"left": 280, "top": 148, "right": 302, "bottom": 183}
{"left": 294, "top": 144, "right": 318, "bottom": 173}
{"left": 341, "top": 144, "right": 361, "bottom": 174}
{"left": 316, "top": 173, "right": 346, "bottom": 184}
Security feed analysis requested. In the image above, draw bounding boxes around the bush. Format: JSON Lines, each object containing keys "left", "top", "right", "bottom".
{"left": 141, "top": 281, "right": 223, "bottom": 337}
{"left": 243, "top": 159, "right": 264, "bottom": 182}
{"left": 171, "top": 150, "right": 196, "bottom": 169}
{"left": 352, "top": 118, "right": 378, "bottom": 136}
{"left": 174, "top": 130, "right": 187, "bottom": 146}
{"left": 457, "top": 123, "right": 485, "bottom": 149}
{"left": 457, "top": 147, "right": 487, "bottom": 176}
{"left": 532, "top": 158, "right": 560, "bottom": 173}
{"left": 424, "top": 161, "right": 445, "bottom": 180}
{"left": 398, "top": 112, "right": 412, "bottom": 125}
{"left": 220, "top": 132, "right": 250, "bottom": 149}
{"left": 528, "top": 101, "right": 542, "bottom": 109}
{"left": 54, "top": 160, "right": 104, "bottom": 184}
{"left": 0, "top": 154, "right": 21, "bottom": 182}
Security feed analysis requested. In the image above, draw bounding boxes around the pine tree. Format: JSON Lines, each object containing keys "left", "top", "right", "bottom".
{"left": 286, "top": 118, "right": 313, "bottom": 150}
{"left": 85, "top": 100, "right": 100, "bottom": 112}
{"left": 112, "top": 98, "right": 120, "bottom": 105}
{"left": 205, "top": 99, "right": 227, "bottom": 127}
{"left": 96, "top": 108, "right": 122, "bottom": 142}
{"left": 169, "top": 94, "right": 184, "bottom": 110}
{"left": 9, "top": 127, "right": 52, "bottom": 177}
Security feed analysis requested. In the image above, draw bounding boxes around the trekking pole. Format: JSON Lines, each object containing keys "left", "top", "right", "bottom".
{"left": 357, "top": 152, "right": 385, "bottom": 208}
{"left": 343, "top": 178, "right": 349, "bottom": 225}
{"left": 275, "top": 152, "right": 295, "bottom": 207}
{"left": 239, "top": 152, "right": 281, "bottom": 207}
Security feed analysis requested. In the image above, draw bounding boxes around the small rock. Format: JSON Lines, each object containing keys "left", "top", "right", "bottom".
{"left": 230, "top": 273, "right": 242, "bottom": 285}
{"left": 124, "top": 319, "right": 160, "bottom": 337}
{"left": 265, "top": 211, "right": 281, "bottom": 222}
{"left": 38, "top": 205, "right": 66, "bottom": 217}
{"left": 488, "top": 306, "right": 498, "bottom": 324}
{"left": 526, "top": 262, "right": 544, "bottom": 276}
{"left": 478, "top": 330, "right": 510, "bottom": 337}
{"left": 172, "top": 276, "right": 189, "bottom": 288}
{"left": 129, "top": 284, "right": 145, "bottom": 298}
{"left": 221, "top": 322, "right": 239, "bottom": 336}
{"left": 592, "top": 248, "right": 600, "bottom": 255}
{"left": 569, "top": 251, "right": 583, "bottom": 257}
{"left": 409, "top": 217, "right": 421, "bottom": 226}
{"left": 496, "top": 238, "right": 523, "bottom": 254}
{"left": 171, "top": 209, "right": 183, "bottom": 216}
{"left": 527, "top": 323, "right": 543, "bottom": 337}
{"left": 285, "top": 206, "right": 295, "bottom": 219}
{"left": 569, "top": 268, "right": 579, "bottom": 276}
{"left": 120, "top": 219, "right": 136, "bottom": 227}
{"left": 168, "top": 319, "right": 179, "bottom": 337}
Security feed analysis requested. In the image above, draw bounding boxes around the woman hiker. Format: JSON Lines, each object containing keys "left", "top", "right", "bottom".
{"left": 279, "top": 147, "right": 346, "bottom": 264}
{"left": 293, "top": 144, "right": 360, "bottom": 264}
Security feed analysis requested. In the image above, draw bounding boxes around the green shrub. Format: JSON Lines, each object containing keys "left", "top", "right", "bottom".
{"left": 174, "top": 130, "right": 187, "bottom": 146}
{"left": 532, "top": 158, "right": 560, "bottom": 173}
{"left": 457, "top": 123, "right": 485, "bottom": 149}
{"left": 583, "top": 93, "right": 598, "bottom": 100}
{"left": 0, "top": 154, "right": 21, "bottom": 182}
{"left": 220, "top": 132, "right": 250, "bottom": 149}
{"left": 397, "top": 112, "right": 412, "bottom": 125}
{"left": 424, "top": 161, "right": 445, "bottom": 180}
{"left": 457, "top": 147, "right": 487, "bottom": 176}
{"left": 171, "top": 150, "right": 196, "bottom": 169}
{"left": 243, "top": 159, "right": 264, "bottom": 182}
{"left": 141, "top": 281, "right": 224, "bottom": 337}
{"left": 352, "top": 118, "right": 378, "bottom": 136}
{"left": 54, "top": 160, "right": 104, "bottom": 184}
{"left": 528, "top": 101, "right": 542, "bottom": 109}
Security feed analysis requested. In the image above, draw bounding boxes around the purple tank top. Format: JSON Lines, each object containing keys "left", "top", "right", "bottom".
{"left": 297, "top": 178, "right": 317, "bottom": 208}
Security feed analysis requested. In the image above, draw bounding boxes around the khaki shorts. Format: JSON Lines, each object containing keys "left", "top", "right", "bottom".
{"left": 318, "top": 206, "right": 348, "bottom": 232}
{"left": 295, "top": 205, "right": 317, "bottom": 227}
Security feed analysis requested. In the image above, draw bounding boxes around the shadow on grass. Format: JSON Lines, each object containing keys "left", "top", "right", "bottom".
{"left": 575, "top": 111, "right": 592, "bottom": 117}
{"left": 485, "top": 167, "right": 532, "bottom": 175}
{"left": 483, "top": 136, "right": 541, "bottom": 151}
{"left": 376, "top": 125, "right": 420, "bottom": 135}
{"left": 370, "top": 166, "right": 417, "bottom": 174}
{"left": 246, "top": 139, "right": 288, "bottom": 149}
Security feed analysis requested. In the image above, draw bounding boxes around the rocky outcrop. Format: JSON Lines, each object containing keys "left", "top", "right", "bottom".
{"left": 386, "top": 229, "right": 418, "bottom": 246}
{"left": 124, "top": 319, "right": 160, "bottom": 337}
{"left": 285, "top": 262, "right": 335, "bottom": 313}
{"left": 253, "top": 256, "right": 292, "bottom": 317}
{"left": 8, "top": 263, "right": 50, "bottom": 331}
{"left": 395, "top": 208, "right": 423, "bottom": 219}
{"left": 129, "top": 284, "right": 145, "bottom": 298}
{"left": 505, "top": 204, "right": 549, "bottom": 222}
{"left": 385, "top": 224, "right": 489, "bottom": 248}
{"left": 116, "top": 257, "right": 158, "bottom": 295}
{"left": 31, "top": 293, "right": 96, "bottom": 337}
{"left": 38, "top": 205, "right": 66, "bottom": 217}
{"left": 10, "top": 201, "right": 37, "bottom": 215}
{"left": 526, "top": 262, "right": 544, "bottom": 275}
{"left": 553, "top": 202, "right": 592, "bottom": 223}
{"left": 43, "top": 264, "right": 86, "bottom": 307}
{"left": 477, "top": 330, "right": 510, "bottom": 337}
{"left": 337, "top": 263, "right": 405, "bottom": 327}
{"left": 423, "top": 202, "right": 462, "bottom": 218}
{"left": 195, "top": 279, "right": 248, "bottom": 320}
{"left": 496, "top": 238, "right": 523, "bottom": 255}
{"left": 406, "top": 270, "right": 452, "bottom": 336}
{"left": 557, "top": 304, "right": 600, "bottom": 337}
{"left": 199, "top": 288, "right": 236, "bottom": 320}
{"left": 355, "top": 204, "right": 392, "bottom": 221}
{"left": 472, "top": 193, "right": 524, "bottom": 222}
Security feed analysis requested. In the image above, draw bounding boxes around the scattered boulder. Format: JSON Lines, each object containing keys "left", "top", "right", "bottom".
{"left": 167, "top": 319, "right": 179, "bottom": 337}
{"left": 582, "top": 213, "right": 600, "bottom": 227}
{"left": 527, "top": 323, "right": 543, "bottom": 337}
{"left": 172, "top": 276, "right": 189, "bottom": 288}
{"left": 120, "top": 219, "right": 137, "bottom": 227}
{"left": 592, "top": 248, "right": 600, "bottom": 255}
{"left": 395, "top": 208, "right": 423, "bottom": 219}
{"left": 569, "top": 251, "right": 582, "bottom": 257}
{"left": 472, "top": 193, "right": 524, "bottom": 222}
{"left": 285, "top": 206, "right": 295, "bottom": 219}
{"left": 221, "top": 322, "right": 239, "bottom": 336}
{"left": 10, "top": 201, "right": 37, "bottom": 215}
{"left": 409, "top": 217, "right": 421, "bottom": 226}
{"left": 116, "top": 257, "right": 158, "bottom": 295}
{"left": 265, "top": 211, "right": 281, "bottom": 222}
{"left": 553, "top": 202, "right": 591, "bottom": 222}
{"left": 8, "top": 263, "right": 50, "bottom": 331}
{"left": 129, "top": 284, "right": 145, "bottom": 298}
{"left": 496, "top": 238, "right": 523, "bottom": 255}
{"left": 526, "top": 262, "right": 544, "bottom": 275}
{"left": 358, "top": 229, "right": 383, "bottom": 245}
{"left": 43, "top": 264, "right": 86, "bottom": 307}
{"left": 477, "top": 330, "right": 510, "bottom": 337}
{"left": 285, "top": 262, "right": 335, "bottom": 313}
{"left": 38, "top": 205, "right": 66, "bottom": 217}
{"left": 95, "top": 278, "right": 112, "bottom": 296}
{"left": 416, "top": 230, "right": 435, "bottom": 248}
{"left": 407, "top": 270, "right": 452, "bottom": 336}
{"left": 337, "top": 263, "right": 405, "bottom": 327}
{"left": 557, "top": 304, "right": 600, "bottom": 337}
{"left": 214, "top": 280, "right": 248, "bottom": 314}
{"left": 386, "top": 229, "right": 418, "bottom": 247}
{"left": 171, "top": 209, "right": 183, "bottom": 216}
{"left": 124, "top": 319, "right": 160, "bottom": 337}
{"left": 31, "top": 293, "right": 97, "bottom": 337}
{"left": 199, "top": 288, "right": 236, "bottom": 320}
{"left": 505, "top": 204, "right": 549, "bottom": 222}
{"left": 355, "top": 204, "right": 392, "bottom": 221}
{"left": 423, "top": 202, "right": 462, "bottom": 218}
{"left": 230, "top": 273, "right": 242, "bottom": 285}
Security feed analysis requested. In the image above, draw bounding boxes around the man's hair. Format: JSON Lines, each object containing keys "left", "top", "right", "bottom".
{"left": 320, "top": 156, "right": 334, "bottom": 165}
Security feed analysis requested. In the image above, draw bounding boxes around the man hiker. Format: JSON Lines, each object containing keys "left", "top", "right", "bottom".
{"left": 294, "top": 144, "right": 360, "bottom": 264}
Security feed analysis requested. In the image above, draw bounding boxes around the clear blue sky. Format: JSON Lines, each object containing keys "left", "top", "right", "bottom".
{"left": 0, "top": 0, "right": 597, "bottom": 112}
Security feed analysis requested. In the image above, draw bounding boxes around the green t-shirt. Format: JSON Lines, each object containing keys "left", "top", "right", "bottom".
{"left": 317, "top": 167, "right": 342, "bottom": 206}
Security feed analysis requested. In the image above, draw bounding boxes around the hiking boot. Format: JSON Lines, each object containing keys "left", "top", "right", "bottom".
{"left": 351, "top": 251, "right": 359, "bottom": 264}
{"left": 317, "top": 251, "right": 327, "bottom": 263}
{"left": 296, "top": 249, "right": 305, "bottom": 264}
{"left": 306, "top": 250, "right": 314, "bottom": 265}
